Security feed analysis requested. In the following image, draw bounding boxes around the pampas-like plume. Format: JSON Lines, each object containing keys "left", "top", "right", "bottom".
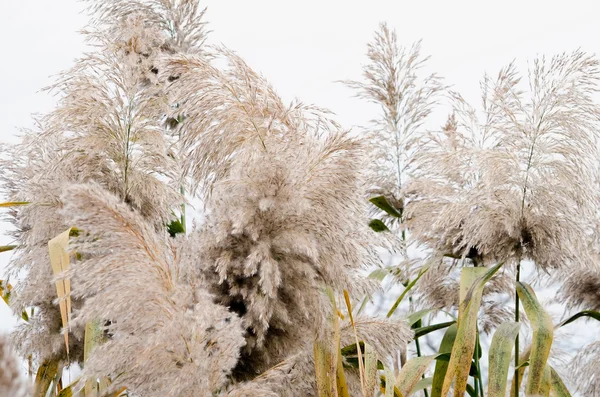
{"left": 1, "top": 136, "right": 87, "bottom": 362}
{"left": 1, "top": 1, "right": 192, "bottom": 364}
{"left": 408, "top": 51, "right": 600, "bottom": 270}
{"left": 161, "top": 49, "right": 382, "bottom": 377}
{"left": 2, "top": 6, "right": 414, "bottom": 395}
{"left": 0, "top": 334, "right": 29, "bottom": 397}
{"left": 557, "top": 266, "right": 600, "bottom": 311}
{"left": 43, "top": 20, "right": 180, "bottom": 224}
{"left": 161, "top": 48, "right": 342, "bottom": 194}
{"left": 85, "top": 0, "right": 208, "bottom": 54}
{"left": 343, "top": 23, "right": 443, "bottom": 227}
{"left": 569, "top": 341, "right": 600, "bottom": 395}
{"left": 62, "top": 183, "right": 246, "bottom": 396}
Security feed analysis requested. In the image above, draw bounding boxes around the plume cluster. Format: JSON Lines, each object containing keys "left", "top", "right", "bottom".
{"left": 408, "top": 53, "right": 600, "bottom": 270}
{"left": 0, "top": 0, "right": 188, "bottom": 364}
{"left": 341, "top": 23, "right": 514, "bottom": 338}
{"left": 0, "top": 1, "right": 412, "bottom": 395}
{"left": 63, "top": 184, "right": 246, "bottom": 396}
{"left": 161, "top": 49, "right": 402, "bottom": 380}
{"left": 7, "top": 1, "right": 600, "bottom": 395}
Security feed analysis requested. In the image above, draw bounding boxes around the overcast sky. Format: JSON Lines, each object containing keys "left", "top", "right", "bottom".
{"left": 0, "top": 0, "right": 599, "bottom": 360}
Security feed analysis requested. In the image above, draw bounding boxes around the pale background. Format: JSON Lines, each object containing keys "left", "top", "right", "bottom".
{"left": 0, "top": 0, "right": 599, "bottom": 389}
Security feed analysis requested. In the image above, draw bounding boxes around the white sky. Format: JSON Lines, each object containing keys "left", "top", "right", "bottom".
{"left": 0, "top": 0, "right": 599, "bottom": 380}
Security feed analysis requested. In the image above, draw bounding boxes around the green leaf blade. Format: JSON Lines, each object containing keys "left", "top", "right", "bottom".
{"left": 487, "top": 322, "right": 521, "bottom": 397}
{"left": 516, "top": 282, "right": 553, "bottom": 396}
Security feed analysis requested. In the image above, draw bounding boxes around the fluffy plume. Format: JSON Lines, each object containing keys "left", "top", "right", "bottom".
{"left": 0, "top": 334, "right": 28, "bottom": 397}
{"left": 63, "top": 183, "right": 246, "bottom": 396}
{"left": 571, "top": 341, "right": 600, "bottom": 395}
{"left": 0, "top": 7, "right": 419, "bottom": 396}
{"left": 85, "top": 0, "right": 208, "bottom": 54}
{"left": 1, "top": 136, "right": 86, "bottom": 362}
{"left": 43, "top": 16, "right": 180, "bottom": 224}
{"left": 343, "top": 23, "right": 443, "bottom": 234}
{"left": 557, "top": 265, "right": 600, "bottom": 311}
{"left": 161, "top": 48, "right": 343, "bottom": 193}
{"left": 408, "top": 51, "right": 600, "bottom": 271}
{"left": 161, "top": 49, "right": 382, "bottom": 377}
{"left": 0, "top": 0, "right": 193, "bottom": 365}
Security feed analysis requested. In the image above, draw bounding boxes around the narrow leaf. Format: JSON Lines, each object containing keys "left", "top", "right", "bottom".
{"left": 441, "top": 262, "right": 504, "bottom": 397}
{"left": 431, "top": 324, "right": 457, "bottom": 397}
{"left": 314, "top": 340, "right": 334, "bottom": 397}
{"left": 369, "top": 196, "right": 402, "bottom": 218}
{"left": 167, "top": 219, "right": 185, "bottom": 237}
{"left": 84, "top": 319, "right": 103, "bottom": 362}
{"left": 539, "top": 365, "right": 552, "bottom": 396}
{"left": 406, "top": 309, "right": 435, "bottom": 327}
{"left": 557, "top": 310, "right": 600, "bottom": 328}
{"left": 387, "top": 265, "right": 430, "bottom": 318}
{"left": 383, "top": 368, "right": 398, "bottom": 397}
{"left": 0, "top": 245, "right": 16, "bottom": 253}
{"left": 517, "top": 282, "right": 553, "bottom": 396}
{"left": 84, "top": 319, "right": 105, "bottom": 397}
{"left": 510, "top": 348, "right": 531, "bottom": 396}
{"left": 395, "top": 355, "right": 436, "bottom": 397}
{"left": 549, "top": 366, "right": 572, "bottom": 397}
{"left": 369, "top": 219, "right": 390, "bottom": 232}
{"left": 488, "top": 322, "right": 521, "bottom": 397}
{"left": 411, "top": 377, "right": 433, "bottom": 395}
{"left": 413, "top": 321, "right": 456, "bottom": 339}
{"left": 336, "top": 341, "right": 350, "bottom": 397}
{"left": 368, "top": 268, "right": 389, "bottom": 281}
{"left": 49, "top": 228, "right": 73, "bottom": 355}
{"left": 57, "top": 385, "right": 73, "bottom": 397}
{"left": 343, "top": 289, "right": 365, "bottom": 394}
{"left": 33, "top": 359, "right": 60, "bottom": 397}
{"left": 0, "top": 201, "right": 30, "bottom": 207}
{"left": 364, "top": 343, "right": 379, "bottom": 396}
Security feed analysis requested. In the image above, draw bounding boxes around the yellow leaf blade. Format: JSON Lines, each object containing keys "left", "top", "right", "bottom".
{"left": 487, "top": 322, "right": 521, "bottom": 397}
{"left": 363, "top": 343, "right": 378, "bottom": 396}
{"left": 33, "top": 359, "right": 60, "bottom": 397}
{"left": 549, "top": 366, "right": 572, "bottom": 397}
{"left": 516, "top": 282, "right": 553, "bottom": 396}
{"left": 539, "top": 365, "right": 552, "bottom": 396}
{"left": 395, "top": 355, "right": 436, "bottom": 397}
{"left": 48, "top": 228, "right": 72, "bottom": 355}
{"left": 442, "top": 263, "right": 503, "bottom": 396}
{"left": 0, "top": 245, "right": 17, "bottom": 253}
{"left": 0, "top": 201, "right": 30, "bottom": 207}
